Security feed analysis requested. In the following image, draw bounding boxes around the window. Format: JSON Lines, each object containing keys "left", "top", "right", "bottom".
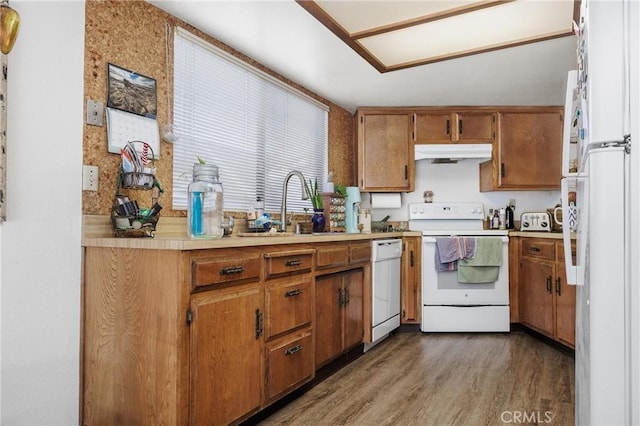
{"left": 172, "top": 28, "right": 329, "bottom": 214}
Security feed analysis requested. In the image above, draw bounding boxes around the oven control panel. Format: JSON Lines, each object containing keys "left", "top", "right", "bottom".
{"left": 519, "top": 212, "right": 551, "bottom": 232}
{"left": 408, "top": 202, "right": 484, "bottom": 220}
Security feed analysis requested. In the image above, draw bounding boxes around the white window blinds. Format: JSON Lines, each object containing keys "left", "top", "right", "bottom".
{"left": 172, "top": 28, "right": 329, "bottom": 213}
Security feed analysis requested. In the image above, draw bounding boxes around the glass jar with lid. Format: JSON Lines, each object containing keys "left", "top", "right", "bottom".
{"left": 187, "top": 163, "right": 224, "bottom": 239}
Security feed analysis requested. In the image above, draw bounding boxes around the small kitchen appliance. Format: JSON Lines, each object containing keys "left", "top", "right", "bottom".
{"left": 345, "top": 186, "right": 361, "bottom": 233}
{"left": 519, "top": 212, "right": 551, "bottom": 232}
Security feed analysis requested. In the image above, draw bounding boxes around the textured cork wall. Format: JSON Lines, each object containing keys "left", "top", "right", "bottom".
{"left": 83, "top": 0, "right": 355, "bottom": 216}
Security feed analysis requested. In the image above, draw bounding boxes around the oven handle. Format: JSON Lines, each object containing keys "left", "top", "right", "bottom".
{"left": 422, "top": 236, "right": 509, "bottom": 243}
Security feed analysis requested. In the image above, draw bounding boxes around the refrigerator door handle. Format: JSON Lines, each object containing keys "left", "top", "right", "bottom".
{"left": 561, "top": 177, "right": 586, "bottom": 286}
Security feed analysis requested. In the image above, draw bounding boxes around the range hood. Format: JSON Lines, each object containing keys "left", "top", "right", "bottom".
{"left": 414, "top": 144, "right": 492, "bottom": 163}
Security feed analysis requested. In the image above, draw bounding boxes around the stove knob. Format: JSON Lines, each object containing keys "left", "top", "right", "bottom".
{"left": 522, "top": 222, "right": 529, "bottom": 228}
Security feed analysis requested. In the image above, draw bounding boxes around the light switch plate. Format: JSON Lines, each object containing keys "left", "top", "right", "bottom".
{"left": 83, "top": 165, "right": 99, "bottom": 191}
{"left": 86, "top": 99, "right": 104, "bottom": 127}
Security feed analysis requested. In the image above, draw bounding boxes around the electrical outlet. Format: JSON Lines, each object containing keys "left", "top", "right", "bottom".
{"left": 83, "top": 165, "right": 99, "bottom": 191}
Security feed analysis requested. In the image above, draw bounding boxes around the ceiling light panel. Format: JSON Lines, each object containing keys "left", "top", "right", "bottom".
{"left": 357, "top": 0, "right": 574, "bottom": 67}
{"left": 315, "top": 0, "right": 479, "bottom": 34}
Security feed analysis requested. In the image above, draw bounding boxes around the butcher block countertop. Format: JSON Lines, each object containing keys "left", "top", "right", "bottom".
{"left": 82, "top": 215, "right": 421, "bottom": 250}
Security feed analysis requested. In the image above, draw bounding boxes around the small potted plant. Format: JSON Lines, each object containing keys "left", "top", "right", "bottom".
{"left": 304, "top": 178, "right": 325, "bottom": 232}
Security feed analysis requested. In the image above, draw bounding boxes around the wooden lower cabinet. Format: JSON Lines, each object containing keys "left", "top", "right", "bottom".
{"left": 83, "top": 241, "right": 372, "bottom": 426}
{"left": 315, "top": 268, "right": 364, "bottom": 367}
{"left": 343, "top": 268, "right": 365, "bottom": 350}
{"left": 190, "top": 283, "right": 264, "bottom": 425}
{"left": 401, "top": 236, "right": 421, "bottom": 324}
{"left": 518, "top": 238, "right": 575, "bottom": 348}
{"left": 265, "top": 329, "right": 313, "bottom": 402}
{"left": 519, "top": 255, "right": 555, "bottom": 336}
{"left": 315, "top": 273, "right": 343, "bottom": 366}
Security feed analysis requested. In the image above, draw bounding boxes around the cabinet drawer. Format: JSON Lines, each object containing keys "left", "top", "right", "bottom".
{"left": 266, "top": 330, "right": 314, "bottom": 402}
{"left": 264, "top": 250, "right": 314, "bottom": 278}
{"left": 266, "top": 276, "right": 313, "bottom": 338}
{"left": 349, "top": 243, "right": 371, "bottom": 264}
{"left": 191, "top": 253, "right": 261, "bottom": 289}
{"left": 316, "top": 245, "right": 348, "bottom": 269}
{"left": 521, "top": 239, "right": 555, "bottom": 260}
{"left": 556, "top": 241, "right": 576, "bottom": 264}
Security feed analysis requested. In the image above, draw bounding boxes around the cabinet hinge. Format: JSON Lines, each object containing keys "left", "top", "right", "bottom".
{"left": 186, "top": 309, "right": 193, "bottom": 326}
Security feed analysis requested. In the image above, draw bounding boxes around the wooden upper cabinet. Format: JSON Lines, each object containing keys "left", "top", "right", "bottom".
{"left": 357, "top": 109, "right": 414, "bottom": 192}
{"left": 414, "top": 111, "right": 494, "bottom": 144}
{"left": 480, "top": 107, "right": 563, "bottom": 191}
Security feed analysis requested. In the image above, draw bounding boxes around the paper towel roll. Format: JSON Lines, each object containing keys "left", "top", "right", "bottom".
{"left": 370, "top": 193, "right": 402, "bottom": 209}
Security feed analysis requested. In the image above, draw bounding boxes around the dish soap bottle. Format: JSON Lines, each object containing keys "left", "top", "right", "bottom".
{"left": 188, "top": 163, "right": 224, "bottom": 239}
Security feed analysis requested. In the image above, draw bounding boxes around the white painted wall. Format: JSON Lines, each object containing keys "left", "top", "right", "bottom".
{"left": 364, "top": 159, "right": 561, "bottom": 222}
{"left": 0, "top": 1, "right": 84, "bottom": 424}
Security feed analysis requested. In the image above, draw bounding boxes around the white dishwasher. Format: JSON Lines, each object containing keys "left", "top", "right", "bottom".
{"left": 365, "top": 239, "right": 402, "bottom": 352}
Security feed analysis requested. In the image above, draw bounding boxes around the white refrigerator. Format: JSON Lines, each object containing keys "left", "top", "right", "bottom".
{"left": 561, "top": 1, "right": 639, "bottom": 424}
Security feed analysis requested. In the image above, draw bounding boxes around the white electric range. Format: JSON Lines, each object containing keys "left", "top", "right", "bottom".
{"left": 408, "top": 202, "right": 510, "bottom": 332}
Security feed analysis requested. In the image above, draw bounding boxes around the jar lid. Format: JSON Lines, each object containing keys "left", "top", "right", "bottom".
{"left": 193, "top": 163, "right": 219, "bottom": 178}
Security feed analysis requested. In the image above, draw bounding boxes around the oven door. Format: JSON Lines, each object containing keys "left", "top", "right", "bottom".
{"left": 421, "top": 236, "right": 509, "bottom": 306}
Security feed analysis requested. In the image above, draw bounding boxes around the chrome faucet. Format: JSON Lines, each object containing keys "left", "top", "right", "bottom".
{"left": 280, "top": 171, "right": 309, "bottom": 232}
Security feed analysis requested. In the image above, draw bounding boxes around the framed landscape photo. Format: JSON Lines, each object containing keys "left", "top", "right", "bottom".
{"left": 107, "top": 63, "right": 157, "bottom": 118}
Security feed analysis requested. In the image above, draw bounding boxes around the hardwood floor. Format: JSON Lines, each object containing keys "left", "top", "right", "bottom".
{"left": 260, "top": 332, "right": 574, "bottom": 425}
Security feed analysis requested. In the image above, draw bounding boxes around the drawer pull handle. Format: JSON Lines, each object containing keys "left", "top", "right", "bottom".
{"left": 529, "top": 246, "right": 541, "bottom": 253}
{"left": 284, "top": 344, "right": 302, "bottom": 356}
{"left": 255, "top": 309, "right": 263, "bottom": 340}
{"left": 285, "top": 259, "right": 302, "bottom": 267}
{"left": 285, "top": 289, "right": 302, "bottom": 297}
{"left": 220, "top": 266, "right": 244, "bottom": 275}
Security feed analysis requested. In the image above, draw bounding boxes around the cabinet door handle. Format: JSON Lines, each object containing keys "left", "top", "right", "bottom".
{"left": 501, "top": 162, "right": 506, "bottom": 178}
{"left": 220, "top": 266, "right": 244, "bottom": 275}
{"left": 556, "top": 277, "right": 561, "bottom": 296}
{"left": 285, "top": 289, "right": 302, "bottom": 297}
{"left": 338, "top": 288, "right": 344, "bottom": 306}
{"left": 529, "top": 246, "right": 541, "bottom": 253}
{"left": 410, "top": 250, "right": 414, "bottom": 267}
{"left": 255, "top": 309, "right": 263, "bottom": 339}
{"left": 546, "top": 276, "right": 552, "bottom": 293}
{"left": 284, "top": 259, "right": 302, "bottom": 267}
{"left": 345, "top": 287, "right": 350, "bottom": 304}
{"left": 404, "top": 165, "right": 408, "bottom": 180}
{"left": 284, "top": 344, "right": 303, "bottom": 356}
{"left": 459, "top": 120, "right": 463, "bottom": 135}
{"left": 446, "top": 119, "right": 450, "bottom": 135}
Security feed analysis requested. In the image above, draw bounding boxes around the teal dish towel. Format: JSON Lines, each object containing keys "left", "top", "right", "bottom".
{"left": 457, "top": 237, "right": 503, "bottom": 283}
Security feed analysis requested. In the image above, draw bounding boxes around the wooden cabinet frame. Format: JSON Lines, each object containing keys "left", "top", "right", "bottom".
{"left": 83, "top": 241, "right": 373, "bottom": 425}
